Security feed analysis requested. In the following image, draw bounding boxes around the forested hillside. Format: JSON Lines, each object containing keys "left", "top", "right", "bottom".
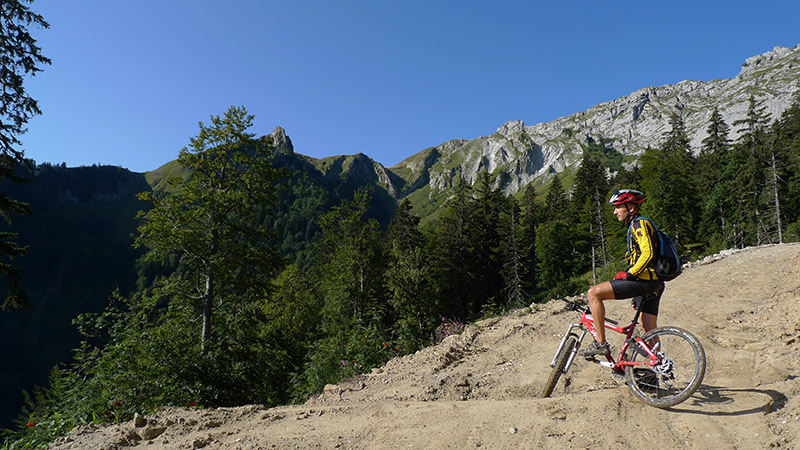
{"left": 0, "top": 127, "right": 399, "bottom": 430}
{"left": 1, "top": 92, "right": 799, "bottom": 448}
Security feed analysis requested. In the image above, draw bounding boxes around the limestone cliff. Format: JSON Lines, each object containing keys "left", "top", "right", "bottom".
{"left": 389, "top": 45, "right": 800, "bottom": 198}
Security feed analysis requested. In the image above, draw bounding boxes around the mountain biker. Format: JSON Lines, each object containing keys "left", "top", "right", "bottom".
{"left": 578, "top": 189, "right": 665, "bottom": 357}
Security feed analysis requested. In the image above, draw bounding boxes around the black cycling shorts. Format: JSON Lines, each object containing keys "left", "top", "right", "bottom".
{"left": 609, "top": 279, "right": 665, "bottom": 316}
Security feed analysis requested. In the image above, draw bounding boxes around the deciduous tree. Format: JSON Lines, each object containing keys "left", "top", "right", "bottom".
{"left": 136, "top": 105, "right": 283, "bottom": 353}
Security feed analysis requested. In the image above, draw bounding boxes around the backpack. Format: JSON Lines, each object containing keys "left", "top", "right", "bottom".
{"left": 628, "top": 216, "right": 682, "bottom": 281}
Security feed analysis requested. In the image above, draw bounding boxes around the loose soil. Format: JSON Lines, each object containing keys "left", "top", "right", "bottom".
{"left": 48, "top": 244, "right": 800, "bottom": 449}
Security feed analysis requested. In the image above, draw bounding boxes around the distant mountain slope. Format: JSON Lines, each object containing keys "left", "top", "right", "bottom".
{"left": 143, "top": 127, "right": 399, "bottom": 268}
{"left": 0, "top": 165, "right": 150, "bottom": 429}
{"left": 143, "top": 45, "right": 800, "bottom": 224}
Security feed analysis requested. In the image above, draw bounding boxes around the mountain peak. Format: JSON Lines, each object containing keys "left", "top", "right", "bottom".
{"left": 497, "top": 120, "right": 527, "bottom": 138}
{"left": 739, "top": 44, "right": 800, "bottom": 76}
{"left": 269, "top": 126, "right": 294, "bottom": 156}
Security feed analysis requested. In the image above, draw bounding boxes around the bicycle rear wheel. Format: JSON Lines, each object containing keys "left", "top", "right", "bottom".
{"left": 624, "top": 326, "right": 706, "bottom": 408}
{"left": 541, "top": 334, "right": 577, "bottom": 398}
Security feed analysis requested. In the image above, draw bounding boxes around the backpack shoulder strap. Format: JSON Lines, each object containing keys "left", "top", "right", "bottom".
{"left": 628, "top": 216, "right": 660, "bottom": 254}
{"left": 636, "top": 216, "right": 658, "bottom": 232}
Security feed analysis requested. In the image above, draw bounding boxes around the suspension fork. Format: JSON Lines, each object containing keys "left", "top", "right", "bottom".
{"left": 549, "top": 322, "right": 588, "bottom": 374}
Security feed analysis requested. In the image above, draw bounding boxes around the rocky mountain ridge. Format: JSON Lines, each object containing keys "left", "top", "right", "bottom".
{"left": 147, "top": 45, "right": 800, "bottom": 221}
{"left": 387, "top": 44, "right": 800, "bottom": 199}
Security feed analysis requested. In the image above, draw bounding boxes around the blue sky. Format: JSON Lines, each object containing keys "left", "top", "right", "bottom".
{"left": 19, "top": 1, "right": 800, "bottom": 173}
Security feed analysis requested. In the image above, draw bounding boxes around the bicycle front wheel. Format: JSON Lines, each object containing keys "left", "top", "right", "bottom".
{"left": 541, "top": 334, "right": 577, "bottom": 398}
{"left": 624, "top": 326, "right": 706, "bottom": 408}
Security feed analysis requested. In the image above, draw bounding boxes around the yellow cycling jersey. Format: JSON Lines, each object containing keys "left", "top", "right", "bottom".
{"left": 626, "top": 216, "right": 658, "bottom": 280}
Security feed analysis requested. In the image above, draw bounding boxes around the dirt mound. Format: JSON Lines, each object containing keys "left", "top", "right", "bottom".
{"left": 47, "top": 244, "right": 800, "bottom": 449}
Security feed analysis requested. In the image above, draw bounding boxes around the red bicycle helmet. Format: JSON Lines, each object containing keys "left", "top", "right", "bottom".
{"left": 609, "top": 189, "right": 644, "bottom": 206}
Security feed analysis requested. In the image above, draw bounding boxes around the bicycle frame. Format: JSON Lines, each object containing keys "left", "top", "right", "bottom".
{"left": 549, "top": 301, "right": 659, "bottom": 374}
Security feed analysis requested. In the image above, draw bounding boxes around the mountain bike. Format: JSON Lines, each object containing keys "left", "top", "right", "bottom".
{"left": 541, "top": 297, "right": 706, "bottom": 408}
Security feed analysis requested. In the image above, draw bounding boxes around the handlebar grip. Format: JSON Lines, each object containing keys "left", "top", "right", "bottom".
{"left": 558, "top": 297, "right": 581, "bottom": 311}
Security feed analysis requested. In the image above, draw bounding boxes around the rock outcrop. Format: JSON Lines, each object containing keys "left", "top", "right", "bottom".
{"left": 390, "top": 44, "right": 800, "bottom": 198}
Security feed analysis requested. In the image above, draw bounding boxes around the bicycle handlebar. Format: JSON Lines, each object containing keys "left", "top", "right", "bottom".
{"left": 558, "top": 296, "right": 628, "bottom": 326}
{"left": 557, "top": 297, "right": 586, "bottom": 312}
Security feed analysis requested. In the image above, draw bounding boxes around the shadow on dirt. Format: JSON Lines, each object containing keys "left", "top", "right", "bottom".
{"left": 667, "top": 384, "right": 788, "bottom": 416}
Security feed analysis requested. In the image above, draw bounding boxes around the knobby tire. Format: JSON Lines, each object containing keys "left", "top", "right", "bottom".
{"left": 624, "top": 326, "right": 706, "bottom": 408}
{"left": 541, "top": 335, "right": 577, "bottom": 398}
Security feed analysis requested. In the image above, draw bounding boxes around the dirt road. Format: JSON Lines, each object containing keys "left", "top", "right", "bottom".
{"left": 48, "top": 244, "right": 800, "bottom": 449}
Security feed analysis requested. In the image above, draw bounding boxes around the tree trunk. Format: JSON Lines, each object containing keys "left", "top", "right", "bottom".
{"left": 594, "top": 194, "right": 608, "bottom": 267}
{"left": 770, "top": 149, "right": 784, "bottom": 244}
{"left": 201, "top": 230, "right": 219, "bottom": 355}
{"left": 201, "top": 270, "right": 213, "bottom": 354}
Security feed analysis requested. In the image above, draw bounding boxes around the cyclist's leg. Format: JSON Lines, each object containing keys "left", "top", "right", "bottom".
{"left": 586, "top": 281, "right": 615, "bottom": 343}
{"left": 586, "top": 279, "right": 661, "bottom": 351}
{"left": 640, "top": 312, "right": 657, "bottom": 334}
{"left": 637, "top": 281, "right": 664, "bottom": 333}
{"left": 636, "top": 281, "right": 664, "bottom": 346}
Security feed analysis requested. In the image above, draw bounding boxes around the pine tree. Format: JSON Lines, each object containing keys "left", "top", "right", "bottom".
{"left": 570, "top": 151, "right": 611, "bottom": 281}
{"left": 764, "top": 132, "right": 785, "bottom": 243}
{"left": 0, "top": 0, "right": 51, "bottom": 309}
{"left": 385, "top": 199, "right": 435, "bottom": 351}
{"left": 542, "top": 174, "right": 567, "bottom": 221}
{"left": 536, "top": 172, "right": 584, "bottom": 296}
{"left": 429, "top": 176, "right": 476, "bottom": 320}
{"left": 471, "top": 171, "right": 511, "bottom": 312}
{"left": 536, "top": 218, "right": 579, "bottom": 298}
{"left": 0, "top": 1, "right": 49, "bottom": 162}
{"left": 698, "top": 107, "right": 733, "bottom": 248}
{"left": 571, "top": 151, "right": 609, "bottom": 211}
{"left": 772, "top": 91, "right": 800, "bottom": 240}
{"left": 640, "top": 112, "right": 698, "bottom": 249}
{"left": 429, "top": 172, "right": 513, "bottom": 318}
{"left": 698, "top": 106, "right": 732, "bottom": 189}
{"left": 734, "top": 95, "right": 770, "bottom": 147}
{"left": 730, "top": 95, "right": 772, "bottom": 246}
{"left": 502, "top": 201, "right": 526, "bottom": 307}
{"left": 611, "top": 163, "right": 641, "bottom": 193}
